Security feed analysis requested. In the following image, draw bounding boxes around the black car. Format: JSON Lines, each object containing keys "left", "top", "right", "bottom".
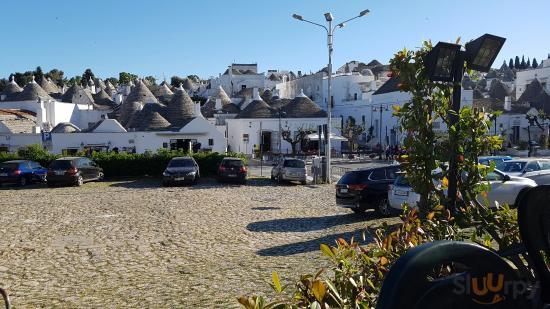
{"left": 217, "top": 157, "right": 247, "bottom": 184}
{"left": 335, "top": 165, "right": 400, "bottom": 216}
{"left": 47, "top": 157, "right": 104, "bottom": 187}
{"left": 162, "top": 157, "right": 200, "bottom": 186}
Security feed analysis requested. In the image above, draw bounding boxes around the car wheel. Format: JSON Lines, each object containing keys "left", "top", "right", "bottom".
{"left": 376, "top": 198, "right": 392, "bottom": 217}
{"left": 19, "top": 176, "right": 27, "bottom": 186}
{"left": 270, "top": 174, "right": 275, "bottom": 180}
{"left": 98, "top": 172, "right": 104, "bottom": 181}
{"left": 351, "top": 207, "right": 367, "bottom": 214}
{"left": 75, "top": 175, "right": 84, "bottom": 187}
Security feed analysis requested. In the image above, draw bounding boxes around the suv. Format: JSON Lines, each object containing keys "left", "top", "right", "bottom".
{"left": 271, "top": 158, "right": 307, "bottom": 185}
{"left": 0, "top": 160, "right": 47, "bottom": 186}
{"left": 335, "top": 165, "right": 400, "bottom": 216}
{"left": 217, "top": 157, "right": 247, "bottom": 184}
{"left": 47, "top": 157, "right": 103, "bottom": 187}
{"left": 162, "top": 157, "right": 200, "bottom": 186}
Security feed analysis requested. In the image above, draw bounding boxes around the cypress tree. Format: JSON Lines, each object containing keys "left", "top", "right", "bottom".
{"left": 521, "top": 55, "right": 526, "bottom": 69}
{"left": 509, "top": 58, "right": 514, "bottom": 69}
{"left": 527, "top": 58, "right": 531, "bottom": 68}
{"left": 533, "top": 58, "right": 539, "bottom": 68}
{"left": 515, "top": 56, "right": 520, "bottom": 68}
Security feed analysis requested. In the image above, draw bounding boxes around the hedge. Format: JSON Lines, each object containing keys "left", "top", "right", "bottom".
{"left": 0, "top": 145, "right": 247, "bottom": 178}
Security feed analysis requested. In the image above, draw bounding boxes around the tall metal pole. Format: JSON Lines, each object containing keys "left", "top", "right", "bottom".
{"left": 326, "top": 21, "right": 333, "bottom": 184}
{"left": 447, "top": 52, "right": 465, "bottom": 212}
{"left": 378, "top": 105, "right": 383, "bottom": 160}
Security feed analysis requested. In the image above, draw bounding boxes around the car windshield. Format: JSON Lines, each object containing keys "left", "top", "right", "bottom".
{"left": 0, "top": 163, "right": 19, "bottom": 170}
{"left": 169, "top": 159, "right": 194, "bottom": 167}
{"left": 222, "top": 160, "right": 244, "bottom": 167}
{"left": 395, "top": 175, "right": 410, "bottom": 186}
{"left": 497, "top": 161, "right": 526, "bottom": 172}
{"left": 50, "top": 160, "right": 73, "bottom": 169}
{"left": 283, "top": 160, "right": 305, "bottom": 168}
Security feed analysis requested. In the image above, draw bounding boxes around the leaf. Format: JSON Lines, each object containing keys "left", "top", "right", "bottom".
{"left": 312, "top": 280, "right": 326, "bottom": 302}
{"left": 309, "top": 301, "right": 322, "bottom": 309}
{"left": 427, "top": 212, "right": 435, "bottom": 221}
{"left": 380, "top": 256, "right": 389, "bottom": 266}
{"left": 271, "top": 271, "right": 282, "bottom": 293}
{"left": 320, "top": 244, "right": 334, "bottom": 258}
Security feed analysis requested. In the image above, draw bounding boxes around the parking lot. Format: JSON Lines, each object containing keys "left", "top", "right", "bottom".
{"left": 0, "top": 177, "right": 396, "bottom": 308}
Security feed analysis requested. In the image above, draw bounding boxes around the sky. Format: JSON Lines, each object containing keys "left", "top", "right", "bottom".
{"left": 1, "top": 0, "right": 549, "bottom": 81}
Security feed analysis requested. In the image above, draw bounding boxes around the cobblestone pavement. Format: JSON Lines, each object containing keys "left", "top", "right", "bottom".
{"left": 0, "top": 178, "right": 396, "bottom": 308}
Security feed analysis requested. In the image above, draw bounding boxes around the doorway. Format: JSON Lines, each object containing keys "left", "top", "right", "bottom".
{"left": 261, "top": 131, "right": 272, "bottom": 152}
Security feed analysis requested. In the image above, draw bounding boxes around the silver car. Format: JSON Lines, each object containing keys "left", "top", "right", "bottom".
{"left": 271, "top": 158, "right": 307, "bottom": 184}
{"left": 162, "top": 157, "right": 200, "bottom": 186}
{"left": 497, "top": 159, "right": 550, "bottom": 185}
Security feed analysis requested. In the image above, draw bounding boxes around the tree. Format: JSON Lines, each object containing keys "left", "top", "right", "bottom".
{"left": 526, "top": 58, "right": 531, "bottom": 68}
{"left": 508, "top": 58, "right": 514, "bottom": 69}
{"left": 170, "top": 76, "right": 185, "bottom": 88}
{"left": 515, "top": 56, "right": 520, "bottom": 68}
{"left": 45, "top": 69, "right": 65, "bottom": 86}
{"left": 341, "top": 116, "right": 365, "bottom": 152}
{"left": 0, "top": 78, "right": 7, "bottom": 92}
{"left": 105, "top": 77, "right": 118, "bottom": 86}
{"left": 187, "top": 75, "right": 200, "bottom": 83}
{"left": 13, "top": 71, "right": 34, "bottom": 86}
{"left": 118, "top": 72, "right": 137, "bottom": 85}
{"left": 532, "top": 58, "right": 539, "bottom": 68}
{"left": 67, "top": 76, "right": 82, "bottom": 86}
{"left": 520, "top": 55, "right": 526, "bottom": 69}
{"left": 81, "top": 68, "right": 95, "bottom": 86}
{"left": 281, "top": 126, "right": 311, "bottom": 155}
{"left": 35, "top": 66, "right": 44, "bottom": 83}
{"left": 144, "top": 76, "right": 157, "bottom": 85}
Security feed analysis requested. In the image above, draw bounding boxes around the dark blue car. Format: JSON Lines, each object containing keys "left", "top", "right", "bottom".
{"left": 0, "top": 160, "right": 48, "bottom": 186}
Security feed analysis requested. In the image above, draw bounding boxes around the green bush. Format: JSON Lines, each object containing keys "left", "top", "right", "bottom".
{"left": 0, "top": 145, "right": 247, "bottom": 178}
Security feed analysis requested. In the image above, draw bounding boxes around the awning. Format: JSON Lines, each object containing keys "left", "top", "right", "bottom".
{"left": 306, "top": 133, "right": 347, "bottom": 141}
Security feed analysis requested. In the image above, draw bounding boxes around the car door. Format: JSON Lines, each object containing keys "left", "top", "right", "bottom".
{"left": 89, "top": 160, "right": 101, "bottom": 179}
{"left": 482, "top": 171, "right": 515, "bottom": 207}
{"left": 365, "top": 168, "right": 389, "bottom": 202}
{"left": 535, "top": 161, "right": 550, "bottom": 185}
{"left": 78, "top": 158, "right": 91, "bottom": 180}
{"left": 522, "top": 161, "right": 541, "bottom": 180}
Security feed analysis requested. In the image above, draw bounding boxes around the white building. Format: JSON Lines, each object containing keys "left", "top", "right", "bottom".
{"left": 515, "top": 58, "right": 550, "bottom": 100}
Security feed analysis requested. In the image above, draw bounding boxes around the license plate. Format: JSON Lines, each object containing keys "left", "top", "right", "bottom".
{"left": 175, "top": 177, "right": 186, "bottom": 181}
{"left": 395, "top": 190, "right": 409, "bottom": 196}
{"left": 55, "top": 171, "right": 65, "bottom": 175}
{"left": 228, "top": 174, "right": 237, "bottom": 177}
{"left": 0, "top": 173, "right": 7, "bottom": 177}
{"left": 340, "top": 188, "right": 348, "bottom": 193}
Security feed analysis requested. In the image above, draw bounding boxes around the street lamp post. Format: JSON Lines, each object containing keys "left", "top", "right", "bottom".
{"left": 371, "top": 104, "right": 389, "bottom": 159}
{"left": 293, "top": 9, "right": 370, "bottom": 183}
{"left": 424, "top": 34, "right": 506, "bottom": 212}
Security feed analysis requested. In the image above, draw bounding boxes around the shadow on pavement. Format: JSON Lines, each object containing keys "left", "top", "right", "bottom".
{"left": 247, "top": 212, "right": 377, "bottom": 233}
{"left": 256, "top": 228, "right": 375, "bottom": 256}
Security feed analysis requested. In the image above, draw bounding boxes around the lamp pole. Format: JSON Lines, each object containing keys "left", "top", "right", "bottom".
{"left": 293, "top": 10, "right": 370, "bottom": 184}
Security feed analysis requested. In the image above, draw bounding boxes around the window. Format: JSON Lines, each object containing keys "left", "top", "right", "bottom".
{"left": 484, "top": 172, "right": 503, "bottom": 181}
{"left": 362, "top": 115, "right": 366, "bottom": 125}
{"left": 283, "top": 160, "right": 305, "bottom": 168}
{"left": 169, "top": 159, "right": 195, "bottom": 167}
{"left": 330, "top": 96, "right": 334, "bottom": 108}
{"left": 539, "top": 161, "right": 550, "bottom": 170}
{"left": 208, "top": 139, "right": 214, "bottom": 146}
{"left": 354, "top": 93, "right": 358, "bottom": 100}
{"left": 385, "top": 167, "right": 400, "bottom": 180}
{"left": 241, "top": 85, "right": 247, "bottom": 90}
{"left": 369, "top": 169, "right": 386, "bottom": 180}
{"left": 525, "top": 161, "right": 540, "bottom": 172}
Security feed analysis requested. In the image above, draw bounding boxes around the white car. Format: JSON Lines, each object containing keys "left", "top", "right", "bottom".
{"left": 497, "top": 159, "right": 550, "bottom": 185}
{"left": 388, "top": 169, "right": 537, "bottom": 211}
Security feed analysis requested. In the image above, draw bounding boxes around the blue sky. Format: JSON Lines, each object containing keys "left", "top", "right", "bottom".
{"left": 1, "top": 0, "right": 548, "bottom": 80}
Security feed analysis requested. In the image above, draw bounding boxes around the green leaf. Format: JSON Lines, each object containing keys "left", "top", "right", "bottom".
{"left": 271, "top": 271, "right": 282, "bottom": 293}
{"left": 320, "top": 244, "right": 334, "bottom": 258}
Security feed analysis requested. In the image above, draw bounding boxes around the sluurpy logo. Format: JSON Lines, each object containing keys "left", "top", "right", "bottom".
{"left": 453, "top": 272, "right": 538, "bottom": 305}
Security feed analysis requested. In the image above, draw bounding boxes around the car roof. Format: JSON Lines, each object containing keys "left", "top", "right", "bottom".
{"left": 171, "top": 156, "right": 193, "bottom": 160}
{"left": 222, "top": 157, "right": 243, "bottom": 160}
{"left": 57, "top": 157, "right": 84, "bottom": 160}
{"left": 3, "top": 160, "right": 27, "bottom": 163}
{"left": 352, "top": 165, "right": 400, "bottom": 173}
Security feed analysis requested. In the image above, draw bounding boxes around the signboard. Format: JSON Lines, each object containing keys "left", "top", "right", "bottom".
{"left": 41, "top": 131, "right": 52, "bottom": 142}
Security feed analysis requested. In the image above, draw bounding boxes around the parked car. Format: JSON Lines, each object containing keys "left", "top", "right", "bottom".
{"left": 47, "top": 157, "right": 103, "bottom": 187}
{"left": 0, "top": 160, "right": 47, "bottom": 186}
{"left": 162, "top": 157, "right": 200, "bottom": 186}
{"left": 496, "top": 159, "right": 550, "bottom": 184}
{"left": 388, "top": 169, "right": 536, "bottom": 211}
{"left": 335, "top": 165, "right": 401, "bottom": 216}
{"left": 217, "top": 157, "right": 247, "bottom": 184}
{"left": 478, "top": 155, "right": 513, "bottom": 166}
{"left": 271, "top": 158, "right": 307, "bottom": 184}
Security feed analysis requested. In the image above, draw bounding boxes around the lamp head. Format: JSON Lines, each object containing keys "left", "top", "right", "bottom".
{"left": 465, "top": 34, "right": 506, "bottom": 72}
{"left": 424, "top": 42, "right": 462, "bottom": 82}
{"left": 324, "top": 13, "right": 333, "bottom": 22}
{"left": 292, "top": 14, "right": 303, "bottom": 21}
{"left": 337, "top": 23, "right": 345, "bottom": 28}
{"left": 359, "top": 9, "right": 370, "bottom": 17}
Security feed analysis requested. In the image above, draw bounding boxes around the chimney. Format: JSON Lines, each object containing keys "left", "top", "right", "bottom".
{"left": 215, "top": 98, "right": 222, "bottom": 110}
{"left": 504, "top": 96, "right": 512, "bottom": 111}
{"left": 298, "top": 71, "right": 302, "bottom": 77}
{"left": 194, "top": 102, "right": 204, "bottom": 118}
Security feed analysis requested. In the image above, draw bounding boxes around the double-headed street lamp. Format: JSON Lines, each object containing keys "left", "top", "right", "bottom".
{"left": 424, "top": 34, "right": 506, "bottom": 211}
{"left": 292, "top": 9, "right": 370, "bottom": 183}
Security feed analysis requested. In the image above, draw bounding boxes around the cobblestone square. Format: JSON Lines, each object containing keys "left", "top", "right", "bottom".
{"left": 0, "top": 178, "right": 393, "bottom": 308}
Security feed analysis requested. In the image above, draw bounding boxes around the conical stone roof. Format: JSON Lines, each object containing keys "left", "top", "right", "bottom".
{"left": 39, "top": 77, "right": 60, "bottom": 94}
{"left": 17, "top": 77, "right": 54, "bottom": 101}
{"left": 519, "top": 79, "right": 544, "bottom": 103}
{"left": 1, "top": 76, "right": 23, "bottom": 99}
{"left": 201, "top": 85, "right": 232, "bottom": 117}
{"left": 104, "top": 81, "right": 116, "bottom": 97}
{"left": 129, "top": 104, "right": 170, "bottom": 131}
{"left": 93, "top": 88, "right": 117, "bottom": 109}
{"left": 282, "top": 90, "right": 327, "bottom": 118}
{"left": 51, "top": 122, "right": 81, "bottom": 133}
{"left": 61, "top": 84, "right": 84, "bottom": 103}
{"left": 182, "top": 78, "right": 194, "bottom": 91}
{"left": 125, "top": 79, "right": 158, "bottom": 104}
{"left": 166, "top": 86, "right": 195, "bottom": 126}
{"left": 119, "top": 100, "right": 143, "bottom": 127}
{"left": 236, "top": 99, "right": 274, "bottom": 118}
